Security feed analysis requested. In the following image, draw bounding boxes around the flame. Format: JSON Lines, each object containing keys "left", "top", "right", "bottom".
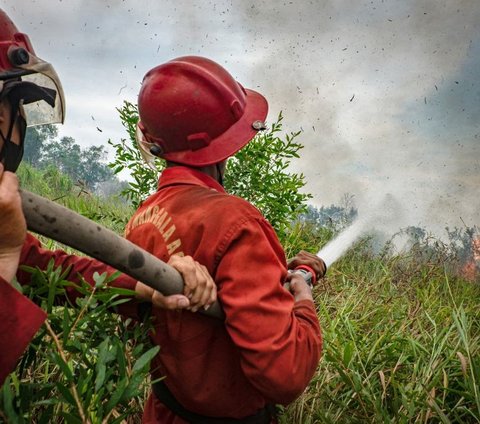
{"left": 460, "top": 237, "right": 480, "bottom": 281}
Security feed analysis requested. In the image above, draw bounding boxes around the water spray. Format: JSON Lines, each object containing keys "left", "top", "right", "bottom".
{"left": 289, "top": 211, "right": 375, "bottom": 285}
{"left": 313, "top": 194, "right": 401, "bottom": 270}
{"left": 317, "top": 218, "right": 369, "bottom": 268}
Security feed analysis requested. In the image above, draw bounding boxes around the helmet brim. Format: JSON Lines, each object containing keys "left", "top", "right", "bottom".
{"left": 160, "top": 88, "right": 268, "bottom": 167}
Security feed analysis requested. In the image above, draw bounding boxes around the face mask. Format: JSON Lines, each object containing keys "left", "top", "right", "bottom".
{"left": 0, "top": 106, "right": 26, "bottom": 172}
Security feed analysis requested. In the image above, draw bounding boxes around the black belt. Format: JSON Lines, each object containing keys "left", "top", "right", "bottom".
{"left": 152, "top": 380, "right": 275, "bottom": 424}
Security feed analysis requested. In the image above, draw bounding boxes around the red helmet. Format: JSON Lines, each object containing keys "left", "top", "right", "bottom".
{"left": 136, "top": 56, "right": 268, "bottom": 167}
{"left": 0, "top": 9, "right": 65, "bottom": 126}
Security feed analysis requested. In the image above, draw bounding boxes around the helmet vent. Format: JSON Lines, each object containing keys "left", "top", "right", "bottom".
{"left": 230, "top": 100, "right": 244, "bottom": 120}
{"left": 8, "top": 48, "right": 30, "bottom": 66}
{"left": 187, "top": 132, "right": 211, "bottom": 150}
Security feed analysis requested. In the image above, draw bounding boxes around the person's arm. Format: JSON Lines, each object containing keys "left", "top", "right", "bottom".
{"left": 18, "top": 234, "right": 216, "bottom": 318}
{"left": 0, "top": 165, "right": 46, "bottom": 386}
{"left": 0, "top": 276, "right": 46, "bottom": 387}
{"left": 0, "top": 164, "right": 26, "bottom": 283}
{"left": 17, "top": 233, "right": 140, "bottom": 313}
{"left": 216, "top": 216, "right": 322, "bottom": 405}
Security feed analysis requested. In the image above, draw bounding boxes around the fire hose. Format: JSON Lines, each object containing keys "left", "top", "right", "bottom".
{"left": 20, "top": 189, "right": 225, "bottom": 320}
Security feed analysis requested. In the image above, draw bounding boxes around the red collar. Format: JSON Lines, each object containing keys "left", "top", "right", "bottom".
{"left": 157, "top": 166, "right": 226, "bottom": 193}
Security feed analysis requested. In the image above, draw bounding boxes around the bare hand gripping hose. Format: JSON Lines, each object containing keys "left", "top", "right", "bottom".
{"left": 20, "top": 189, "right": 224, "bottom": 320}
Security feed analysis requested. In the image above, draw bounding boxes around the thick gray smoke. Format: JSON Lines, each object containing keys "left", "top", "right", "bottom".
{"left": 230, "top": 0, "right": 480, "bottom": 236}
{"left": 6, "top": 0, "right": 480, "bottom": 237}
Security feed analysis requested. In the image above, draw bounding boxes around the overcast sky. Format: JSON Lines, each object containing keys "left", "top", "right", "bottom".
{"left": 4, "top": 0, "right": 479, "bottom": 237}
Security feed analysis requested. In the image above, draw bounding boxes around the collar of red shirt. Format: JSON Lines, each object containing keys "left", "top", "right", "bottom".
{"left": 157, "top": 166, "right": 226, "bottom": 194}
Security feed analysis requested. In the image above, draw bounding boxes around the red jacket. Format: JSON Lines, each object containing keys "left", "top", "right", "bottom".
{"left": 17, "top": 234, "right": 137, "bottom": 304}
{"left": 126, "top": 167, "right": 322, "bottom": 422}
{"left": 0, "top": 276, "right": 46, "bottom": 386}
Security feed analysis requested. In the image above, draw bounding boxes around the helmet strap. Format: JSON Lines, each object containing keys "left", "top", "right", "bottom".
{"left": 216, "top": 162, "right": 224, "bottom": 187}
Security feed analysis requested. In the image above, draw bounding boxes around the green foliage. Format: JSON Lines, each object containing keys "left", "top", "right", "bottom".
{"left": 283, "top": 221, "right": 334, "bottom": 261}
{"left": 8, "top": 163, "right": 143, "bottom": 421}
{"left": 18, "top": 162, "right": 133, "bottom": 235}
{"left": 0, "top": 262, "right": 154, "bottom": 423}
{"left": 223, "top": 112, "right": 312, "bottom": 240}
{"left": 17, "top": 162, "right": 72, "bottom": 198}
{"left": 107, "top": 101, "right": 163, "bottom": 208}
{"left": 108, "top": 104, "right": 311, "bottom": 238}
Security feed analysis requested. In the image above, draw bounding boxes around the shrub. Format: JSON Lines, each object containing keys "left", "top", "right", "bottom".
{"left": 108, "top": 102, "right": 311, "bottom": 240}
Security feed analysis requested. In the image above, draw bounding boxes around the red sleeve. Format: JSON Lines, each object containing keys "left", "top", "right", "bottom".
{"left": 216, "top": 217, "right": 322, "bottom": 405}
{"left": 17, "top": 233, "right": 140, "bottom": 319}
{"left": 0, "top": 277, "right": 46, "bottom": 387}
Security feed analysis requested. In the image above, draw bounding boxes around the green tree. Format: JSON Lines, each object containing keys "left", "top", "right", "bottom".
{"left": 80, "top": 145, "right": 115, "bottom": 189}
{"left": 108, "top": 102, "right": 311, "bottom": 239}
{"left": 108, "top": 101, "right": 163, "bottom": 208}
{"left": 23, "top": 124, "right": 58, "bottom": 167}
{"left": 41, "top": 136, "right": 116, "bottom": 191}
{"left": 42, "top": 136, "right": 82, "bottom": 180}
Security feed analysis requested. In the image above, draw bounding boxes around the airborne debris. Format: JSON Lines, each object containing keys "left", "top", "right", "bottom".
{"left": 350, "top": 94, "right": 355, "bottom": 102}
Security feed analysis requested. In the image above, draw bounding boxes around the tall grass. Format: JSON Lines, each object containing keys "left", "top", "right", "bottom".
{"left": 6, "top": 165, "right": 479, "bottom": 423}
{"left": 283, "top": 231, "right": 480, "bottom": 423}
{"left": 17, "top": 162, "right": 133, "bottom": 236}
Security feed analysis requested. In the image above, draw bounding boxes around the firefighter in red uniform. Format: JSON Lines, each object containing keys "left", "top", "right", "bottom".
{"left": 130, "top": 56, "right": 327, "bottom": 423}
{"left": 0, "top": 9, "right": 216, "bottom": 387}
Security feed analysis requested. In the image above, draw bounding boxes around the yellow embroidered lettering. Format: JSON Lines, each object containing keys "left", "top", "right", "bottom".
{"left": 144, "top": 207, "right": 152, "bottom": 222}
{"left": 159, "top": 216, "right": 172, "bottom": 233}
{"left": 153, "top": 211, "right": 167, "bottom": 230}
{"left": 163, "top": 224, "right": 176, "bottom": 242}
{"left": 167, "top": 238, "right": 182, "bottom": 254}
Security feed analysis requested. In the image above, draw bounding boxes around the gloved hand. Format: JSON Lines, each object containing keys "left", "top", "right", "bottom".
{"left": 287, "top": 250, "right": 327, "bottom": 286}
